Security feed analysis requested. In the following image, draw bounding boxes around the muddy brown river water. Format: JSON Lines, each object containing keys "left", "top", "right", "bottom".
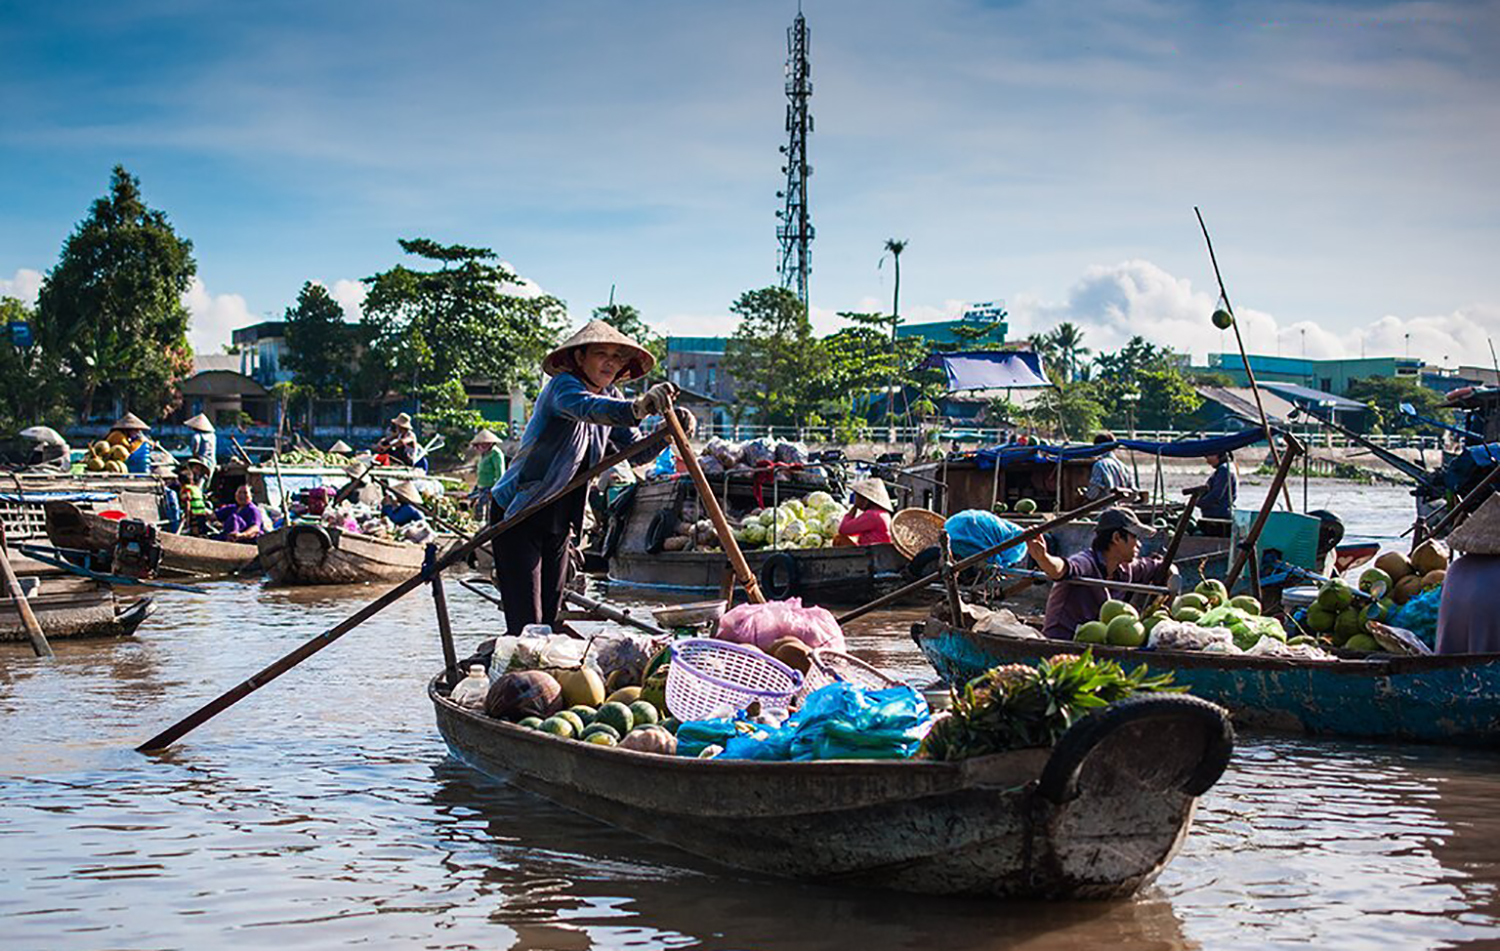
{"left": 3, "top": 481, "right": 1499, "bottom": 950}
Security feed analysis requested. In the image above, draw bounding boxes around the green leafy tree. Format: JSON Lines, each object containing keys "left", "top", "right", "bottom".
{"left": 1345, "top": 377, "right": 1451, "bottom": 435}
{"left": 1021, "top": 372, "right": 1106, "bottom": 438}
{"left": 0, "top": 297, "right": 69, "bottom": 434}
{"left": 722, "top": 286, "right": 824, "bottom": 426}
{"left": 1134, "top": 366, "right": 1203, "bottom": 430}
{"left": 592, "top": 301, "right": 665, "bottom": 384}
{"left": 819, "top": 312, "right": 926, "bottom": 416}
{"left": 284, "top": 282, "right": 355, "bottom": 396}
{"left": 361, "top": 239, "right": 567, "bottom": 406}
{"left": 36, "top": 165, "right": 196, "bottom": 419}
{"left": 1093, "top": 336, "right": 1162, "bottom": 381}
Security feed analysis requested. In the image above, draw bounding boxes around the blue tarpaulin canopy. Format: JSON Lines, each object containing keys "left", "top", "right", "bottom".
{"left": 971, "top": 429, "right": 1269, "bottom": 469}
{"left": 918, "top": 351, "right": 1050, "bottom": 392}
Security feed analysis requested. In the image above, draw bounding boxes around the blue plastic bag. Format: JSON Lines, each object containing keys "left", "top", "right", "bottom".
{"left": 651, "top": 445, "right": 677, "bottom": 477}
{"left": 1392, "top": 586, "right": 1442, "bottom": 648}
{"left": 674, "top": 717, "right": 742, "bottom": 757}
{"left": 789, "top": 683, "right": 930, "bottom": 761}
{"left": 944, "top": 511, "right": 1026, "bottom": 568}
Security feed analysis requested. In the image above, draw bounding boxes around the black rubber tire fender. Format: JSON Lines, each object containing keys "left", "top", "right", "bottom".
{"left": 285, "top": 523, "right": 333, "bottom": 567}
{"left": 1036, "top": 693, "right": 1235, "bottom": 805}
{"left": 759, "top": 551, "right": 802, "bottom": 600}
{"left": 645, "top": 509, "right": 674, "bottom": 555}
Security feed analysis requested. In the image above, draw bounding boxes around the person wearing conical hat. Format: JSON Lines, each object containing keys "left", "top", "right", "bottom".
{"left": 381, "top": 480, "right": 426, "bottom": 528}
{"left": 835, "top": 478, "right": 896, "bottom": 546}
{"left": 107, "top": 412, "right": 154, "bottom": 474}
{"left": 490, "top": 319, "right": 693, "bottom": 636}
{"left": 374, "top": 411, "right": 419, "bottom": 466}
{"left": 468, "top": 428, "right": 508, "bottom": 518}
{"left": 183, "top": 413, "right": 217, "bottom": 472}
{"left": 1436, "top": 496, "right": 1500, "bottom": 654}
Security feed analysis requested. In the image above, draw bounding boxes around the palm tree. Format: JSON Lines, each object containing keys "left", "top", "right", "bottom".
{"left": 1048, "top": 322, "right": 1091, "bottom": 383}
{"left": 881, "top": 238, "right": 908, "bottom": 427}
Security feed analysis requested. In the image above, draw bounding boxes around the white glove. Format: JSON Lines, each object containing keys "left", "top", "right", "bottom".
{"left": 632, "top": 382, "right": 679, "bottom": 419}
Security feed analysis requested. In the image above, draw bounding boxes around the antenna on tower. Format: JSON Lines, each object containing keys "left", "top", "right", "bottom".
{"left": 776, "top": 9, "right": 814, "bottom": 309}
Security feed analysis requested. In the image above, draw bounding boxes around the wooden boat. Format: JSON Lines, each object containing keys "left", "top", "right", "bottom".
{"left": 915, "top": 617, "right": 1500, "bottom": 747}
{"left": 0, "top": 472, "right": 166, "bottom": 575}
{"left": 257, "top": 522, "right": 437, "bottom": 585}
{"left": 429, "top": 672, "right": 1233, "bottom": 898}
{"left": 0, "top": 578, "right": 154, "bottom": 641}
{"left": 43, "top": 500, "right": 258, "bottom": 577}
{"left": 605, "top": 478, "right": 913, "bottom": 605}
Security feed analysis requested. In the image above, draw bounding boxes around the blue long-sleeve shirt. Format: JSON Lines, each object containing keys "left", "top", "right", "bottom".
{"left": 189, "top": 431, "right": 216, "bottom": 470}
{"left": 490, "top": 371, "right": 650, "bottom": 529}
{"left": 1198, "top": 462, "right": 1237, "bottom": 520}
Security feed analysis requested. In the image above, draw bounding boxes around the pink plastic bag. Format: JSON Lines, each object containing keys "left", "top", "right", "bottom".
{"left": 715, "top": 597, "right": 846, "bottom": 652}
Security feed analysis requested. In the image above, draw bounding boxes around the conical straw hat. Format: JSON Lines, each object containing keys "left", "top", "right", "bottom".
{"left": 1447, "top": 495, "right": 1500, "bottom": 555}
{"left": 542, "top": 320, "right": 655, "bottom": 383}
{"left": 183, "top": 413, "right": 214, "bottom": 432}
{"left": 469, "top": 428, "right": 502, "bottom": 446}
{"left": 850, "top": 478, "right": 895, "bottom": 513}
{"left": 389, "top": 481, "right": 423, "bottom": 505}
{"left": 328, "top": 439, "right": 354, "bottom": 453}
{"left": 112, "top": 412, "right": 150, "bottom": 431}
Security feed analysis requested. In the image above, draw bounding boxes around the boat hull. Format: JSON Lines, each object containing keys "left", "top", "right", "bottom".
{"left": 430, "top": 675, "right": 1232, "bottom": 898}
{"left": 0, "top": 579, "right": 153, "bottom": 641}
{"left": 257, "top": 524, "right": 428, "bottom": 585}
{"left": 608, "top": 544, "right": 910, "bottom": 604}
{"left": 916, "top": 619, "right": 1500, "bottom": 747}
{"left": 44, "top": 501, "right": 258, "bottom": 577}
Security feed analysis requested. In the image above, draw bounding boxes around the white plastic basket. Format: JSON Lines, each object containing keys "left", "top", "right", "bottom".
{"left": 795, "top": 648, "right": 905, "bottom": 702}
{"left": 666, "top": 638, "right": 803, "bottom": 721}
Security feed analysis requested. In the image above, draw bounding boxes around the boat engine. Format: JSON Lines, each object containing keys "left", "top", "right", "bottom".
{"left": 113, "top": 518, "right": 163, "bottom": 579}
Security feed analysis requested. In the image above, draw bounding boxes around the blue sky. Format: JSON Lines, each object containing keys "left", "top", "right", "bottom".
{"left": 2, "top": 0, "right": 1497, "bottom": 366}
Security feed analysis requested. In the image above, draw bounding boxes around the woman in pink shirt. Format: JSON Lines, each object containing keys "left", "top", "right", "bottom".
{"left": 836, "top": 478, "right": 895, "bottom": 546}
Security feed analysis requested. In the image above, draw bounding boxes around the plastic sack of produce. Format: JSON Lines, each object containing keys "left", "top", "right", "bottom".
{"left": 741, "top": 438, "right": 777, "bottom": 466}
{"left": 775, "top": 441, "right": 810, "bottom": 465}
{"left": 699, "top": 454, "right": 725, "bottom": 476}
{"left": 510, "top": 629, "right": 591, "bottom": 671}
{"left": 944, "top": 510, "right": 1027, "bottom": 568}
{"left": 590, "top": 632, "right": 665, "bottom": 686}
{"left": 1148, "top": 619, "right": 1238, "bottom": 652}
{"left": 1391, "top": 587, "right": 1441, "bottom": 648}
{"left": 716, "top": 597, "right": 846, "bottom": 652}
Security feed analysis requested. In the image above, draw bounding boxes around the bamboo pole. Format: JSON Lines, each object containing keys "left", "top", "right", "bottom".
{"left": 136, "top": 429, "right": 669, "bottom": 753}
{"left": 0, "top": 520, "right": 51, "bottom": 659}
{"left": 425, "top": 544, "right": 458, "bottom": 688}
{"left": 939, "top": 531, "right": 964, "bottom": 625}
{"left": 1224, "top": 433, "right": 1304, "bottom": 590}
{"left": 1195, "top": 207, "right": 1293, "bottom": 512}
{"left": 838, "top": 490, "right": 1127, "bottom": 624}
{"left": 662, "top": 398, "right": 765, "bottom": 604}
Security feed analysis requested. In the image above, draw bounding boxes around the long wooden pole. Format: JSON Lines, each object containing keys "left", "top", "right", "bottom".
{"left": 1130, "top": 487, "right": 1202, "bottom": 611}
{"left": 0, "top": 520, "right": 51, "bottom": 659}
{"left": 136, "top": 429, "right": 669, "bottom": 753}
{"left": 425, "top": 544, "right": 459, "bottom": 688}
{"left": 662, "top": 398, "right": 765, "bottom": 604}
{"left": 1224, "top": 433, "right": 1304, "bottom": 590}
{"left": 1195, "top": 207, "right": 1293, "bottom": 512}
{"left": 838, "top": 490, "right": 1126, "bottom": 624}
{"left": 1418, "top": 461, "right": 1500, "bottom": 541}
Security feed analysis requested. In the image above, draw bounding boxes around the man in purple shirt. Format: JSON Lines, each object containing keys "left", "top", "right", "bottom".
{"left": 1025, "top": 508, "right": 1172, "bottom": 640}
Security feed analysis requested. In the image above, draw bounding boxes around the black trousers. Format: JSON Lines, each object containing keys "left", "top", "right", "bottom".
{"left": 490, "top": 500, "right": 572, "bottom": 637}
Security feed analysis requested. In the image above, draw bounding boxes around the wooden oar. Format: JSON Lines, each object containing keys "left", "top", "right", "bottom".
{"left": 0, "top": 519, "right": 51, "bottom": 659}
{"left": 135, "top": 428, "right": 670, "bottom": 753}
{"left": 1224, "top": 433, "right": 1304, "bottom": 590}
{"left": 837, "top": 490, "right": 1127, "bottom": 624}
{"left": 662, "top": 397, "right": 765, "bottom": 604}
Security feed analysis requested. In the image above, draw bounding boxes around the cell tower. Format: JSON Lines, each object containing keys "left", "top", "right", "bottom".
{"left": 776, "top": 9, "right": 813, "bottom": 307}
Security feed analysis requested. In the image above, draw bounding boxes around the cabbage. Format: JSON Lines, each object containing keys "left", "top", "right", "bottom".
{"left": 743, "top": 523, "right": 767, "bottom": 545}
{"left": 784, "top": 499, "right": 805, "bottom": 517}
{"left": 801, "top": 533, "right": 824, "bottom": 549}
{"left": 759, "top": 510, "right": 778, "bottom": 527}
{"left": 821, "top": 514, "right": 842, "bottom": 537}
{"left": 806, "top": 491, "right": 834, "bottom": 509}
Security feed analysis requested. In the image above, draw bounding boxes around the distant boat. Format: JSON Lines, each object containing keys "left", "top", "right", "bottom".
{"left": 257, "top": 523, "right": 452, "bottom": 586}
{"left": 0, "top": 577, "right": 153, "bottom": 641}
{"left": 43, "top": 501, "right": 258, "bottom": 578}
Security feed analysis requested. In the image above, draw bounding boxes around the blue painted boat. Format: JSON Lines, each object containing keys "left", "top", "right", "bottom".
{"left": 914, "top": 618, "right": 1500, "bottom": 747}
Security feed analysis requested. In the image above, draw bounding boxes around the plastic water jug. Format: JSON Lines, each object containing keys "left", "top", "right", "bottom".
{"left": 449, "top": 665, "right": 490, "bottom": 710}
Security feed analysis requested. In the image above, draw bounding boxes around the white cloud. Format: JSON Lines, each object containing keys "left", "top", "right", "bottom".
{"left": 1009, "top": 259, "right": 1500, "bottom": 370}
{"left": 182, "top": 278, "right": 258, "bottom": 353}
{"left": 322, "top": 279, "right": 367, "bottom": 321}
{"left": 1, "top": 268, "right": 43, "bottom": 305}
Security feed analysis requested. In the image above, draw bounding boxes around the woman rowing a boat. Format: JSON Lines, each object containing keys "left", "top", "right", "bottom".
{"left": 1025, "top": 507, "right": 1174, "bottom": 640}
{"left": 489, "top": 321, "right": 693, "bottom": 637}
